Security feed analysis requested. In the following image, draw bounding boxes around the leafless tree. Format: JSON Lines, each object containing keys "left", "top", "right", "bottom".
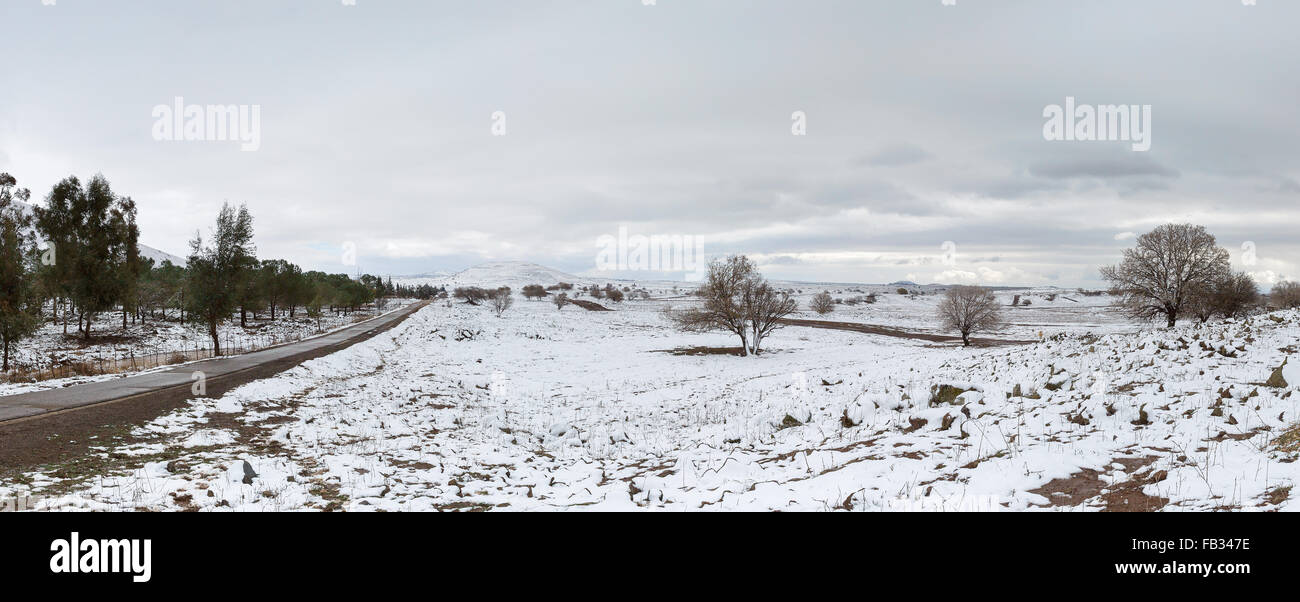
{"left": 936, "top": 285, "right": 1004, "bottom": 346}
{"left": 1192, "top": 271, "right": 1258, "bottom": 321}
{"left": 809, "top": 291, "right": 835, "bottom": 315}
{"left": 1272, "top": 280, "right": 1300, "bottom": 309}
{"left": 667, "top": 256, "right": 753, "bottom": 353}
{"left": 745, "top": 282, "right": 797, "bottom": 354}
{"left": 489, "top": 287, "right": 513, "bottom": 317}
{"left": 1099, "top": 223, "right": 1230, "bottom": 327}
{"left": 666, "top": 255, "right": 792, "bottom": 356}
{"left": 552, "top": 292, "right": 569, "bottom": 310}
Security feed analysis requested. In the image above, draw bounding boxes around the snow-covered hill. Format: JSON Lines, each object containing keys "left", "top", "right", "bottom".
{"left": 401, "top": 261, "right": 591, "bottom": 290}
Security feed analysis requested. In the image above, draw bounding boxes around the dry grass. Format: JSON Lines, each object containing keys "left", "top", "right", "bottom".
{"left": 1275, "top": 423, "right": 1300, "bottom": 455}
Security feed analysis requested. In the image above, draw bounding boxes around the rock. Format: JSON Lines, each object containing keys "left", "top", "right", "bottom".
{"left": 1265, "top": 360, "right": 1289, "bottom": 388}
{"left": 929, "top": 384, "right": 968, "bottom": 406}
{"left": 242, "top": 460, "right": 258, "bottom": 485}
{"left": 780, "top": 415, "right": 803, "bottom": 429}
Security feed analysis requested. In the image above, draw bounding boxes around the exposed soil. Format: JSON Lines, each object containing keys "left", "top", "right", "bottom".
{"left": 655, "top": 346, "right": 747, "bottom": 356}
{"left": 567, "top": 299, "right": 613, "bottom": 312}
{"left": 777, "top": 318, "right": 1038, "bottom": 346}
{"left": 1029, "top": 455, "right": 1169, "bottom": 511}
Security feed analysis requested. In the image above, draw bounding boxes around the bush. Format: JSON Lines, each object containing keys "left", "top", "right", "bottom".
{"left": 810, "top": 292, "right": 835, "bottom": 315}
{"left": 488, "top": 287, "right": 514, "bottom": 317}
{"left": 897, "top": 287, "right": 908, "bottom": 295}
{"left": 453, "top": 287, "right": 490, "bottom": 304}
{"left": 522, "top": 284, "right": 547, "bottom": 300}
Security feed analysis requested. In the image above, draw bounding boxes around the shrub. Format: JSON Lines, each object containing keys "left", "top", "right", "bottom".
{"left": 453, "top": 287, "right": 490, "bottom": 305}
{"left": 810, "top": 292, "right": 835, "bottom": 315}
{"left": 489, "top": 287, "right": 514, "bottom": 317}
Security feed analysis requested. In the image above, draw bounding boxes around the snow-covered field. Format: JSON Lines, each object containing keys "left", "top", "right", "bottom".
{"left": 6, "top": 285, "right": 1298, "bottom": 512}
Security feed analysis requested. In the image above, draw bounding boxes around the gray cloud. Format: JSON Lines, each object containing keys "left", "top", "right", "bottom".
{"left": 1, "top": 0, "right": 1297, "bottom": 286}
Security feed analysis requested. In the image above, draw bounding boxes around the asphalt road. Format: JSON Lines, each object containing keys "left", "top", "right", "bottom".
{"left": 0, "top": 301, "right": 428, "bottom": 424}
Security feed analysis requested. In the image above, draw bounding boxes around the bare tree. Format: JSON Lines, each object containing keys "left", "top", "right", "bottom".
{"left": 1190, "top": 271, "right": 1258, "bottom": 322}
{"left": 552, "top": 292, "right": 569, "bottom": 310}
{"left": 1099, "top": 224, "right": 1230, "bottom": 327}
{"left": 745, "top": 282, "right": 797, "bottom": 355}
{"left": 666, "top": 256, "right": 795, "bottom": 356}
{"left": 667, "top": 256, "right": 753, "bottom": 353}
{"left": 489, "top": 287, "right": 513, "bottom": 317}
{"left": 1272, "top": 280, "right": 1300, "bottom": 309}
{"left": 809, "top": 291, "right": 835, "bottom": 315}
{"left": 521, "top": 284, "right": 547, "bottom": 300}
{"left": 936, "top": 285, "right": 1003, "bottom": 346}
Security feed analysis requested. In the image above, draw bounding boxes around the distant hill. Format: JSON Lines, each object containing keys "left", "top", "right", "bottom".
{"left": 399, "top": 261, "right": 590, "bottom": 290}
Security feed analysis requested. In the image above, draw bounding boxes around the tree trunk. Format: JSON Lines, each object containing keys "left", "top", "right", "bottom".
{"left": 961, "top": 331, "right": 971, "bottom": 347}
{"left": 3, "top": 339, "right": 9, "bottom": 372}
{"left": 240, "top": 307, "right": 247, "bottom": 327}
{"left": 210, "top": 321, "right": 221, "bottom": 356}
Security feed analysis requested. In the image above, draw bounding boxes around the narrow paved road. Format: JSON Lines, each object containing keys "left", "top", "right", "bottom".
{"left": 0, "top": 301, "right": 428, "bottom": 424}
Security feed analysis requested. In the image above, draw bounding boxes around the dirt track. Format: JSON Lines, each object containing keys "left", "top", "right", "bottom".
{"left": 777, "top": 318, "right": 1038, "bottom": 346}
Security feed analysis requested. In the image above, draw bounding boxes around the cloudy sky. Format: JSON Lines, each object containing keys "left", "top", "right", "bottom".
{"left": 1, "top": 0, "right": 1296, "bottom": 287}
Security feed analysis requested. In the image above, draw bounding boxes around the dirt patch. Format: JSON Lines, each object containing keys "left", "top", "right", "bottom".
{"left": 777, "top": 318, "right": 1036, "bottom": 346}
{"left": 1030, "top": 455, "right": 1168, "bottom": 511}
{"left": 654, "top": 346, "right": 747, "bottom": 357}
{"left": 567, "top": 299, "right": 612, "bottom": 312}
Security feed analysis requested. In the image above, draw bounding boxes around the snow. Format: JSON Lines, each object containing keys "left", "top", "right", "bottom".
{"left": 3, "top": 279, "right": 1298, "bottom": 512}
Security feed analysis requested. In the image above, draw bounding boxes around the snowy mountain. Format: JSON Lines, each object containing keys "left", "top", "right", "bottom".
{"left": 138, "top": 244, "right": 187, "bottom": 267}
{"left": 443, "top": 261, "right": 589, "bottom": 289}
{"left": 397, "top": 261, "right": 590, "bottom": 290}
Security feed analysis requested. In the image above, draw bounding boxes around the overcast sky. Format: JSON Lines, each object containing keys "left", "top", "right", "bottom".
{"left": 2, "top": 0, "right": 1296, "bottom": 287}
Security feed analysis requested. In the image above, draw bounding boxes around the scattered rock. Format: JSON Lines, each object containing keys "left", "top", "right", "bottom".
{"left": 929, "top": 384, "right": 968, "bottom": 406}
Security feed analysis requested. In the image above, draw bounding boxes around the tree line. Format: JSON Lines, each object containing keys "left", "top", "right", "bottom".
{"left": 0, "top": 172, "right": 428, "bottom": 369}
